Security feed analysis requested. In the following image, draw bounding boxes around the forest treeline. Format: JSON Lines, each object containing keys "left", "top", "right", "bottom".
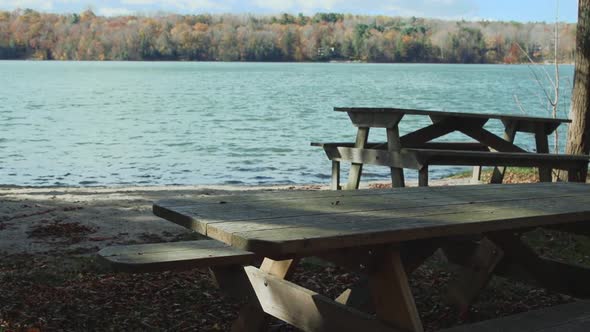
{"left": 0, "top": 9, "right": 577, "bottom": 63}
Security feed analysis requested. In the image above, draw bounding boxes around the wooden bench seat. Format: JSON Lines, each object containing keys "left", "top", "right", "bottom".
{"left": 311, "top": 141, "right": 490, "bottom": 152}
{"left": 408, "top": 148, "right": 589, "bottom": 170}
{"left": 440, "top": 301, "right": 590, "bottom": 332}
{"left": 98, "top": 239, "right": 256, "bottom": 273}
{"left": 314, "top": 142, "right": 589, "bottom": 188}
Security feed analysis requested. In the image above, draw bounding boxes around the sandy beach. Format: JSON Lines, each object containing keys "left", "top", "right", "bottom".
{"left": 0, "top": 178, "right": 473, "bottom": 255}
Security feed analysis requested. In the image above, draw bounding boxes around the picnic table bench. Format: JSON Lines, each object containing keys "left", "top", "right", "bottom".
{"left": 99, "top": 182, "right": 590, "bottom": 332}
{"left": 312, "top": 107, "right": 589, "bottom": 189}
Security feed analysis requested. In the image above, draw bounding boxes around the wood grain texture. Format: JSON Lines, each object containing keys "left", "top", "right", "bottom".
{"left": 501, "top": 119, "right": 562, "bottom": 135}
{"left": 318, "top": 146, "right": 588, "bottom": 171}
{"left": 312, "top": 141, "right": 490, "bottom": 151}
{"left": 387, "top": 126, "right": 405, "bottom": 187}
{"left": 154, "top": 183, "right": 590, "bottom": 258}
{"left": 487, "top": 231, "right": 590, "bottom": 299}
{"left": 457, "top": 126, "right": 527, "bottom": 153}
{"left": 245, "top": 266, "right": 400, "bottom": 332}
{"left": 534, "top": 124, "right": 553, "bottom": 182}
{"left": 440, "top": 301, "right": 590, "bottom": 332}
{"left": 410, "top": 149, "right": 589, "bottom": 169}
{"left": 331, "top": 160, "right": 341, "bottom": 190}
{"left": 490, "top": 120, "right": 518, "bottom": 184}
{"left": 368, "top": 248, "right": 423, "bottom": 331}
{"left": 97, "top": 240, "right": 256, "bottom": 273}
{"left": 336, "top": 107, "right": 570, "bottom": 125}
{"left": 345, "top": 127, "right": 370, "bottom": 190}
{"left": 346, "top": 112, "right": 404, "bottom": 128}
{"left": 446, "top": 238, "right": 504, "bottom": 312}
{"left": 231, "top": 258, "right": 298, "bottom": 332}
{"left": 398, "top": 118, "right": 462, "bottom": 146}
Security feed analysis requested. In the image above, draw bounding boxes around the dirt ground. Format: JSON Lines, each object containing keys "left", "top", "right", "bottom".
{"left": 1, "top": 176, "right": 585, "bottom": 331}
{"left": 0, "top": 178, "right": 472, "bottom": 255}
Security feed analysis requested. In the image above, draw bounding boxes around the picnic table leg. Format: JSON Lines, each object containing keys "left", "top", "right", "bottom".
{"left": 231, "top": 258, "right": 298, "bottom": 332}
{"left": 368, "top": 247, "right": 423, "bottom": 332}
{"left": 490, "top": 121, "right": 518, "bottom": 184}
{"left": 471, "top": 166, "right": 482, "bottom": 183}
{"left": 418, "top": 166, "right": 428, "bottom": 187}
{"left": 345, "top": 127, "right": 370, "bottom": 190}
{"left": 387, "top": 127, "right": 405, "bottom": 188}
{"left": 534, "top": 125, "right": 553, "bottom": 182}
{"left": 568, "top": 167, "right": 585, "bottom": 182}
{"left": 331, "top": 161, "right": 341, "bottom": 190}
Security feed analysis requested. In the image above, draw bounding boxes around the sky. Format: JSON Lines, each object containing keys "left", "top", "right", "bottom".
{"left": 0, "top": 0, "right": 580, "bottom": 23}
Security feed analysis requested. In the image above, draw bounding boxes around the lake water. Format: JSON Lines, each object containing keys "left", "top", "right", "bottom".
{"left": 0, "top": 61, "right": 574, "bottom": 187}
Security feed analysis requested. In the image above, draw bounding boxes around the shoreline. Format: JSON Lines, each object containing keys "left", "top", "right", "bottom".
{"left": 0, "top": 178, "right": 473, "bottom": 255}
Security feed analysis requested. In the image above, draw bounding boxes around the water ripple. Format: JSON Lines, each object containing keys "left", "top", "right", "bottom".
{"left": 0, "top": 61, "right": 571, "bottom": 186}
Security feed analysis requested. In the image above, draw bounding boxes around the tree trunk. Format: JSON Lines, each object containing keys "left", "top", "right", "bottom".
{"left": 566, "top": 0, "right": 590, "bottom": 173}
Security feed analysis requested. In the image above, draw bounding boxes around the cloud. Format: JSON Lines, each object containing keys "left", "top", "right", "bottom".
{"left": 250, "top": 0, "right": 478, "bottom": 19}
{"left": 121, "top": 0, "right": 232, "bottom": 12}
{"left": 0, "top": 0, "right": 55, "bottom": 10}
{"left": 384, "top": 0, "right": 478, "bottom": 19}
{"left": 0, "top": 0, "right": 85, "bottom": 11}
{"left": 0, "top": 0, "right": 480, "bottom": 20}
{"left": 97, "top": 7, "right": 133, "bottom": 16}
{"left": 251, "top": 0, "right": 341, "bottom": 13}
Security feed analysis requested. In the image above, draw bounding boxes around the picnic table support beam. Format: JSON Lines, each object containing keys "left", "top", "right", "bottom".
{"left": 445, "top": 238, "right": 504, "bottom": 313}
{"left": 335, "top": 279, "right": 374, "bottom": 313}
{"left": 487, "top": 232, "right": 590, "bottom": 299}
{"left": 368, "top": 247, "right": 424, "bottom": 332}
{"left": 490, "top": 121, "right": 518, "bottom": 184}
{"left": 443, "top": 235, "right": 590, "bottom": 300}
{"left": 244, "top": 266, "right": 401, "bottom": 332}
{"left": 345, "top": 127, "right": 370, "bottom": 190}
{"left": 231, "top": 258, "right": 298, "bottom": 332}
{"left": 534, "top": 124, "right": 553, "bottom": 182}
{"left": 326, "top": 241, "right": 439, "bottom": 314}
{"left": 459, "top": 123, "right": 526, "bottom": 154}
{"left": 399, "top": 118, "right": 458, "bottom": 146}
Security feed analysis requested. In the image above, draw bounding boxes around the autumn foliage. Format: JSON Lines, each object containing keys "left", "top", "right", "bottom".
{"left": 0, "top": 9, "right": 577, "bottom": 63}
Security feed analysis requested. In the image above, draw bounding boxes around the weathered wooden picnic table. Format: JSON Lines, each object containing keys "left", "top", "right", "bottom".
{"left": 101, "top": 182, "right": 590, "bottom": 332}
{"left": 313, "top": 107, "right": 589, "bottom": 189}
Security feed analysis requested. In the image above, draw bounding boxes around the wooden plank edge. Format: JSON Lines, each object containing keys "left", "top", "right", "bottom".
{"left": 97, "top": 244, "right": 256, "bottom": 273}
{"left": 244, "top": 266, "right": 402, "bottom": 332}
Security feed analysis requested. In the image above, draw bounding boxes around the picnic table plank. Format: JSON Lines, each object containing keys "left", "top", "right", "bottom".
{"left": 154, "top": 183, "right": 590, "bottom": 258}
{"left": 156, "top": 181, "right": 575, "bottom": 208}
{"left": 230, "top": 195, "right": 590, "bottom": 256}
{"left": 337, "top": 107, "right": 570, "bottom": 127}
{"left": 440, "top": 301, "right": 590, "bottom": 332}
{"left": 155, "top": 184, "right": 584, "bottom": 236}
{"left": 321, "top": 146, "right": 588, "bottom": 171}
{"left": 205, "top": 193, "right": 587, "bottom": 245}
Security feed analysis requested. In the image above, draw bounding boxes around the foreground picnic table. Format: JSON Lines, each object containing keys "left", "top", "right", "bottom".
{"left": 313, "top": 107, "right": 588, "bottom": 189}
{"left": 116, "top": 182, "right": 590, "bottom": 332}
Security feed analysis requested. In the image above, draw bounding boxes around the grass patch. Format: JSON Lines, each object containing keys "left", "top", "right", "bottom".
{"left": 447, "top": 167, "right": 538, "bottom": 180}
